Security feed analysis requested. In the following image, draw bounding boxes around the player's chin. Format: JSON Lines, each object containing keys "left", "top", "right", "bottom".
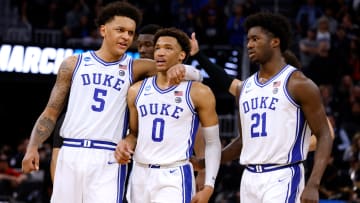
{"left": 156, "top": 65, "right": 169, "bottom": 72}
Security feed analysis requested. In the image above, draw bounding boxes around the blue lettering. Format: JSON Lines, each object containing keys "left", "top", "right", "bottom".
{"left": 150, "top": 103, "right": 158, "bottom": 115}
{"left": 102, "top": 74, "right": 114, "bottom": 87}
{"left": 243, "top": 101, "right": 250, "bottom": 113}
{"left": 171, "top": 106, "right": 184, "bottom": 119}
{"left": 251, "top": 98, "right": 258, "bottom": 109}
{"left": 269, "top": 98, "right": 279, "bottom": 110}
{"left": 139, "top": 105, "right": 147, "bottom": 117}
{"left": 81, "top": 74, "right": 90, "bottom": 85}
{"left": 93, "top": 73, "right": 101, "bottom": 84}
{"left": 242, "top": 97, "right": 279, "bottom": 113}
{"left": 113, "top": 78, "right": 124, "bottom": 91}
{"left": 260, "top": 97, "right": 268, "bottom": 109}
{"left": 160, "top": 104, "right": 170, "bottom": 116}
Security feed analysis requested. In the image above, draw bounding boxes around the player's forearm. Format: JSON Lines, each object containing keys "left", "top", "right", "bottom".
{"left": 307, "top": 133, "right": 333, "bottom": 187}
{"left": 183, "top": 65, "right": 203, "bottom": 82}
{"left": 192, "top": 50, "right": 234, "bottom": 93}
{"left": 221, "top": 136, "right": 242, "bottom": 164}
{"left": 203, "top": 125, "right": 221, "bottom": 188}
{"left": 28, "top": 116, "right": 55, "bottom": 148}
{"left": 124, "top": 133, "right": 138, "bottom": 149}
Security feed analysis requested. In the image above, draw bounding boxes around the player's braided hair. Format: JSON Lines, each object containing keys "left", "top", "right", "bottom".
{"left": 153, "top": 27, "right": 191, "bottom": 60}
{"left": 95, "top": 1, "right": 142, "bottom": 28}
{"left": 244, "top": 12, "right": 292, "bottom": 53}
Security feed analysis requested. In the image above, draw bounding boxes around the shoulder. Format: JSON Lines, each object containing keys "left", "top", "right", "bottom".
{"left": 129, "top": 80, "right": 144, "bottom": 93}
{"left": 190, "top": 81, "right": 213, "bottom": 95}
{"left": 58, "top": 55, "right": 79, "bottom": 74}
{"left": 287, "top": 70, "right": 320, "bottom": 103}
{"left": 190, "top": 82, "right": 216, "bottom": 105}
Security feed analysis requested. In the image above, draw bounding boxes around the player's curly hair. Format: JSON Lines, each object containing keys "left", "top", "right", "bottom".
{"left": 153, "top": 27, "right": 191, "bottom": 60}
{"left": 244, "top": 12, "right": 292, "bottom": 53}
{"left": 139, "top": 24, "right": 162, "bottom": 35}
{"left": 95, "top": 1, "right": 142, "bottom": 28}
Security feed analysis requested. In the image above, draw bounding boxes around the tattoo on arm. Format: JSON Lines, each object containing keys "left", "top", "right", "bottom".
{"left": 34, "top": 116, "right": 55, "bottom": 145}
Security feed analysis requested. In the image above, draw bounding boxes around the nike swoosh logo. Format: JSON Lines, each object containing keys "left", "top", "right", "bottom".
{"left": 278, "top": 178, "right": 287, "bottom": 182}
{"left": 84, "top": 64, "right": 94, "bottom": 66}
{"left": 144, "top": 93, "right": 153, "bottom": 96}
{"left": 107, "top": 161, "right": 117, "bottom": 165}
{"left": 170, "top": 169, "right": 177, "bottom": 173}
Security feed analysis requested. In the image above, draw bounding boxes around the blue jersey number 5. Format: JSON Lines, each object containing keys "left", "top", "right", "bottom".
{"left": 92, "top": 88, "right": 107, "bottom": 112}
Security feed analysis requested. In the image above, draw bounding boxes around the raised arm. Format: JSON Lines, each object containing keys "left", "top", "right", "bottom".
{"left": 189, "top": 32, "right": 241, "bottom": 96}
{"left": 22, "top": 55, "right": 75, "bottom": 173}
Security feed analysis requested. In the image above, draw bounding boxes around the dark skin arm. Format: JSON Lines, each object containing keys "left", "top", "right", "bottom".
{"left": 22, "top": 55, "right": 74, "bottom": 173}
{"left": 114, "top": 81, "right": 141, "bottom": 164}
{"left": 288, "top": 71, "right": 333, "bottom": 202}
{"left": 220, "top": 82, "right": 243, "bottom": 164}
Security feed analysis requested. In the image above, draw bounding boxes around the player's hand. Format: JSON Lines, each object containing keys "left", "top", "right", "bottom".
{"left": 114, "top": 140, "right": 134, "bottom": 164}
{"left": 21, "top": 147, "right": 40, "bottom": 173}
{"left": 190, "top": 32, "right": 200, "bottom": 56}
{"left": 190, "top": 156, "right": 206, "bottom": 171}
{"left": 167, "top": 64, "right": 185, "bottom": 85}
{"left": 301, "top": 183, "right": 319, "bottom": 203}
{"left": 191, "top": 185, "right": 214, "bottom": 203}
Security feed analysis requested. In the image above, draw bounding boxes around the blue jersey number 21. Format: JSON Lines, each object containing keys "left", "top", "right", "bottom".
{"left": 251, "top": 112, "right": 267, "bottom": 137}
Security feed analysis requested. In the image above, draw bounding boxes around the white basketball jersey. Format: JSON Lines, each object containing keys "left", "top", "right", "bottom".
{"left": 61, "top": 51, "right": 133, "bottom": 143}
{"left": 239, "top": 65, "right": 311, "bottom": 165}
{"left": 133, "top": 76, "right": 199, "bottom": 165}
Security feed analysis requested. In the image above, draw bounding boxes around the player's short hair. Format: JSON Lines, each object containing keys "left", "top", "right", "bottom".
{"left": 153, "top": 27, "right": 191, "bottom": 60}
{"left": 95, "top": 1, "right": 142, "bottom": 28}
{"left": 244, "top": 12, "right": 292, "bottom": 53}
{"left": 139, "top": 24, "right": 162, "bottom": 35}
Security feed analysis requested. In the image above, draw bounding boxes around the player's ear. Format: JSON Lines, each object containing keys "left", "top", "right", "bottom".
{"left": 271, "top": 37, "right": 280, "bottom": 48}
{"left": 99, "top": 25, "right": 106, "bottom": 37}
{"left": 179, "top": 51, "right": 186, "bottom": 61}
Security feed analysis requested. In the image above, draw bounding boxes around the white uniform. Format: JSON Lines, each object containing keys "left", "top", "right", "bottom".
{"left": 52, "top": 51, "right": 133, "bottom": 203}
{"left": 128, "top": 76, "right": 199, "bottom": 203}
{"left": 238, "top": 65, "right": 311, "bottom": 203}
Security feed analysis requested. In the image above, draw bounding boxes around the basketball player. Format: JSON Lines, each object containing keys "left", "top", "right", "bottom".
{"left": 21, "top": 2, "right": 202, "bottom": 203}
{"left": 137, "top": 23, "right": 208, "bottom": 192}
{"left": 136, "top": 24, "right": 162, "bottom": 59}
{"left": 188, "top": 33, "right": 334, "bottom": 152}
{"left": 233, "top": 12, "right": 332, "bottom": 202}
{"left": 191, "top": 12, "right": 333, "bottom": 202}
{"left": 114, "top": 27, "right": 221, "bottom": 203}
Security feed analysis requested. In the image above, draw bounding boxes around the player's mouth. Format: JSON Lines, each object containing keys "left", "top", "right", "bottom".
{"left": 117, "top": 42, "right": 128, "bottom": 49}
{"left": 248, "top": 51, "right": 255, "bottom": 59}
{"left": 155, "top": 59, "right": 166, "bottom": 66}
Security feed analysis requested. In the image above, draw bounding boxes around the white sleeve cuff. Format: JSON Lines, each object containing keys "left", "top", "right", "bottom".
{"left": 202, "top": 124, "right": 221, "bottom": 188}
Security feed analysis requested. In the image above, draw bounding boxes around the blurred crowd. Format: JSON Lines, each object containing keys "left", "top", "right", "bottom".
{"left": 1, "top": 0, "right": 360, "bottom": 202}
